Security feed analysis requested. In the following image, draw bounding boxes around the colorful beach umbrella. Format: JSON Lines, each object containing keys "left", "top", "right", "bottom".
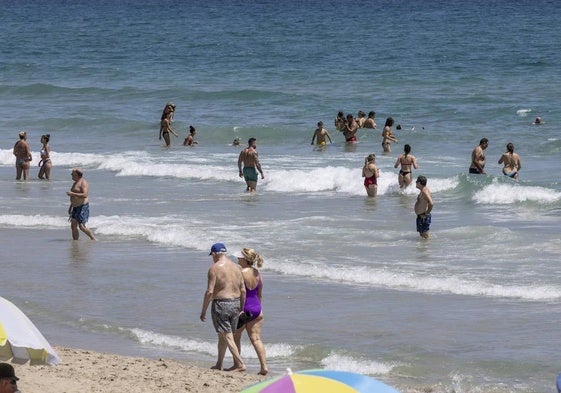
{"left": 0, "top": 296, "right": 60, "bottom": 365}
{"left": 241, "top": 369, "right": 401, "bottom": 393}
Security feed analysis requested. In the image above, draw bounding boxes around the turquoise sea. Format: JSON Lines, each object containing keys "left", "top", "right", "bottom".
{"left": 1, "top": 1, "right": 561, "bottom": 392}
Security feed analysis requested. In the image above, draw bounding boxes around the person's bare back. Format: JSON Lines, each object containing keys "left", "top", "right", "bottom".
{"left": 210, "top": 257, "right": 244, "bottom": 300}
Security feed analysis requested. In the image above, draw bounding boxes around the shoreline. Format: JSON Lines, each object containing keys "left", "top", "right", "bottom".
{"left": 10, "top": 346, "right": 505, "bottom": 393}
{"left": 13, "top": 346, "right": 268, "bottom": 393}
{"left": 7, "top": 346, "right": 536, "bottom": 393}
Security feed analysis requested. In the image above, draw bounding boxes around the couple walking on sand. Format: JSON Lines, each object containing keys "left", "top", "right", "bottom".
{"left": 200, "top": 243, "right": 268, "bottom": 376}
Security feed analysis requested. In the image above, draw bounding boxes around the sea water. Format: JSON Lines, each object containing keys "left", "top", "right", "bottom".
{"left": 1, "top": 1, "right": 561, "bottom": 392}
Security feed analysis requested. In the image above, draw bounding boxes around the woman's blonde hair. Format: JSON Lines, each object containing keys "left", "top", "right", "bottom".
{"left": 241, "top": 248, "right": 264, "bottom": 268}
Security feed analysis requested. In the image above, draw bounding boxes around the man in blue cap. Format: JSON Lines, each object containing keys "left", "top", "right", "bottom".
{"left": 0, "top": 363, "right": 19, "bottom": 393}
{"left": 200, "top": 243, "right": 246, "bottom": 372}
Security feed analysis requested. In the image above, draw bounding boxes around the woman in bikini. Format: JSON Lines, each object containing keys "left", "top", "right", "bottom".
{"left": 362, "top": 154, "right": 379, "bottom": 197}
{"left": 38, "top": 134, "right": 52, "bottom": 180}
{"left": 232, "top": 248, "right": 268, "bottom": 376}
{"left": 381, "top": 117, "right": 398, "bottom": 153}
{"left": 498, "top": 142, "right": 521, "bottom": 180}
{"left": 394, "top": 144, "right": 418, "bottom": 188}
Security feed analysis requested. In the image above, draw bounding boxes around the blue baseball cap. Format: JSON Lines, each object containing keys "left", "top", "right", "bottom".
{"left": 209, "top": 243, "right": 227, "bottom": 255}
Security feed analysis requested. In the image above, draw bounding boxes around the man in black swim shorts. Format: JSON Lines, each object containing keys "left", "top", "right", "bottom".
{"left": 414, "top": 176, "right": 434, "bottom": 239}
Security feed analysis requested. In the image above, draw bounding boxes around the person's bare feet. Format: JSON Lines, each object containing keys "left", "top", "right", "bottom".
{"left": 225, "top": 364, "right": 246, "bottom": 372}
{"left": 210, "top": 365, "right": 222, "bottom": 370}
{"left": 258, "top": 369, "right": 269, "bottom": 376}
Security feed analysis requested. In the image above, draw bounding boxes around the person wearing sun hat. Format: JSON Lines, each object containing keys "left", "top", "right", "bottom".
{"left": 0, "top": 363, "right": 19, "bottom": 393}
{"left": 200, "top": 243, "right": 246, "bottom": 372}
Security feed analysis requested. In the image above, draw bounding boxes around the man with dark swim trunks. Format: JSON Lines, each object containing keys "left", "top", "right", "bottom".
{"left": 238, "top": 138, "right": 264, "bottom": 192}
{"left": 200, "top": 243, "right": 246, "bottom": 372}
{"left": 415, "top": 175, "right": 433, "bottom": 239}
{"left": 67, "top": 168, "right": 96, "bottom": 241}
{"left": 469, "top": 138, "right": 488, "bottom": 175}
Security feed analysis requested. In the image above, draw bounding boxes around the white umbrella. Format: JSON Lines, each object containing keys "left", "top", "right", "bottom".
{"left": 0, "top": 296, "right": 60, "bottom": 365}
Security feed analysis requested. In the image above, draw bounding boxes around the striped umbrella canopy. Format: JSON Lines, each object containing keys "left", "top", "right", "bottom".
{"left": 241, "top": 369, "right": 400, "bottom": 393}
{"left": 0, "top": 296, "right": 60, "bottom": 365}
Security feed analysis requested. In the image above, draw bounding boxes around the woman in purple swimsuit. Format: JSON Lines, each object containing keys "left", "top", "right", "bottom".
{"left": 232, "top": 248, "right": 268, "bottom": 375}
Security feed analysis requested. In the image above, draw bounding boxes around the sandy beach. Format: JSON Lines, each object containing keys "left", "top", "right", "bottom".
{"left": 8, "top": 347, "right": 527, "bottom": 393}
{"left": 13, "top": 347, "right": 267, "bottom": 393}
{"left": 11, "top": 347, "right": 437, "bottom": 393}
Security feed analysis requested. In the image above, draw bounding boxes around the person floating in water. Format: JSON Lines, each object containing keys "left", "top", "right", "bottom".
{"left": 183, "top": 126, "right": 198, "bottom": 146}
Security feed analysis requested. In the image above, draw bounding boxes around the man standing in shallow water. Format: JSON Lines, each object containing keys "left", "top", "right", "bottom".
{"left": 311, "top": 121, "right": 333, "bottom": 146}
{"left": 469, "top": 138, "right": 488, "bottom": 174}
{"left": 67, "top": 168, "right": 96, "bottom": 240}
{"left": 238, "top": 137, "right": 264, "bottom": 192}
{"left": 200, "top": 243, "right": 246, "bottom": 372}
{"left": 414, "top": 175, "right": 433, "bottom": 239}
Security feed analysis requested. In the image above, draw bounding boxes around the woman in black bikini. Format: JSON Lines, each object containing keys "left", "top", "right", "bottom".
{"left": 394, "top": 144, "right": 418, "bottom": 188}
{"left": 38, "top": 134, "right": 52, "bottom": 180}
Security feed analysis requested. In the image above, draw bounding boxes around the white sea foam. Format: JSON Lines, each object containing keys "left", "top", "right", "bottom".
{"left": 0, "top": 148, "right": 459, "bottom": 197}
{"left": 270, "top": 259, "right": 561, "bottom": 301}
{"left": 320, "top": 352, "right": 396, "bottom": 375}
{"left": 129, "top": 328, "right": 297, "bottom": 359}
{"left": 0, "top": 214, "right": 68, "bottom": 228}
{"left": 2, "top": 212, "right": 559, "bottom": 302}
{"left": 473, "top": 180, "right": 561, "bottom": 204}
{"left": 516, "top": 108, "right": 532, "bottom": 116}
